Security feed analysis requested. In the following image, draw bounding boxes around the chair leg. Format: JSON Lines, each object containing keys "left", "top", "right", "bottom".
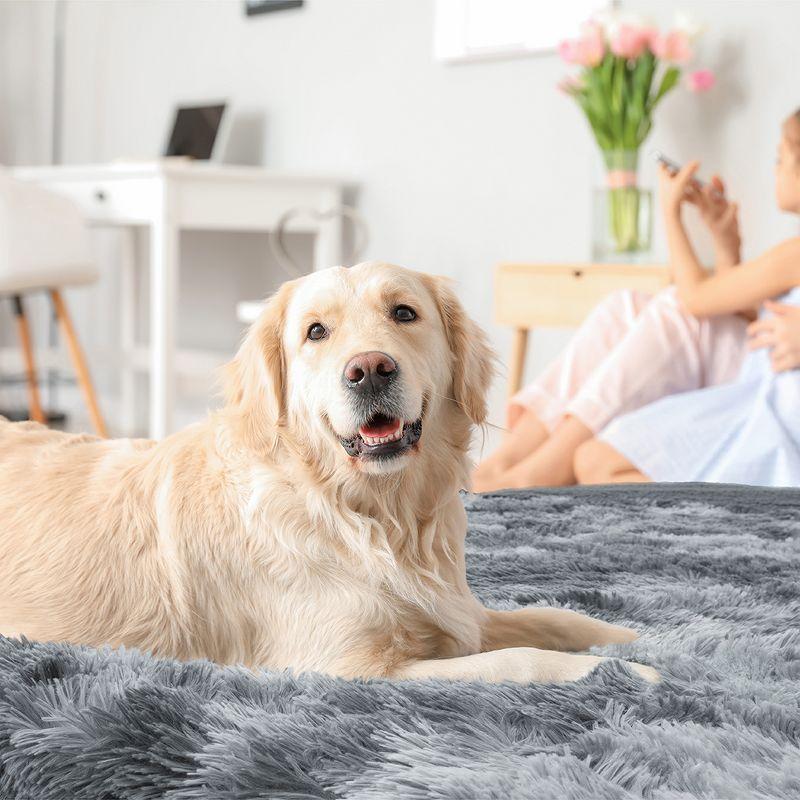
{"left": 507, "top": 327, "right": 529, "bottom": 399}
{"left": 10, "top": 295, "right": 47, "bottom": 425}
{"left": 49, "top": 289, "right": 108, "bottom": 437}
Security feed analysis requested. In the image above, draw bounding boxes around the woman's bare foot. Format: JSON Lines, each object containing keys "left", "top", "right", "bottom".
{"left": 472, "top": 465, "right": 516, "bottom": 492}
{"left": 472, "top": 411, "right": 549, "bottom": 492}
{"left": 473, "top": 416, "right": 594, "bottom": 491}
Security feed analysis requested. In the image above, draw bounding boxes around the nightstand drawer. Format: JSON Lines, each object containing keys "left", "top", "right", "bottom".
{"left": 495, "top": 263, "right": 670, "bottom": 329}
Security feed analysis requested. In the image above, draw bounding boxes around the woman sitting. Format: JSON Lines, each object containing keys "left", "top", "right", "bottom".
{"left": 575, "top": 110, "right": 800, "bottom": 487}
{"left": 473, "top": 108, "right": 800, "bottom": 492}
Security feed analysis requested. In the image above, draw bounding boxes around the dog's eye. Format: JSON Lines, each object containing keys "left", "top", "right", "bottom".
{"left": 393, "top": 305, "right": 417, "bottom": 323}
{"left": 307, "top": 323, "right": 328, "bottom": 341}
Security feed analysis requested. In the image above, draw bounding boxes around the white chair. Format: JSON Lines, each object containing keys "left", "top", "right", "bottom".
{"left": 0, "top": 170, "right": 107, "bottom": 436}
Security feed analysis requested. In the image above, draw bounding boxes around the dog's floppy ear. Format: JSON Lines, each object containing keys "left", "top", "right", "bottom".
{"left": 224, "top": 280, "right": 295, "bottom": 435}
{"left": 425, "top": 276, "right": 495, "bottom": 425}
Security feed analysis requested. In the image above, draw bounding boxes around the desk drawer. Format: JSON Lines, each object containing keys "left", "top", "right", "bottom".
{"left": 495, "top": 263, "right": 670, "bottom": 328}
{"left": 21, "top": 178, "right": 158, "bottom": 225}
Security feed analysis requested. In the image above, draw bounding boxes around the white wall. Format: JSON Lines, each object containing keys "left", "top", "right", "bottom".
{"left": 0, "top": 0, "right": 798, "bottom": 439}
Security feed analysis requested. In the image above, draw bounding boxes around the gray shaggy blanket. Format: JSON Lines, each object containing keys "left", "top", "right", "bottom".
{"left": 0, "top": 484, "right": 798, "bottom": 799}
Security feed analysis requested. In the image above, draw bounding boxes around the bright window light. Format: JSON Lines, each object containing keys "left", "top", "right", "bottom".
{"left": 434, "top": 0, "right": 607, "bottom": 63}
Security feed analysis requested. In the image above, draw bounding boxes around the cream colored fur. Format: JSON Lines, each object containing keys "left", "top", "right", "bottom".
{"left": 0, "top": 262, "right": 657, "bottom": 684}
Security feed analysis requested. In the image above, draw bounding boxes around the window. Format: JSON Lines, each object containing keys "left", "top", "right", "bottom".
{"left": 434, "top": 0, "right": 607, "bottom": 64}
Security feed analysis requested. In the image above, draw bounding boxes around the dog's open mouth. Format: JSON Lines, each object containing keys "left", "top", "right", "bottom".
{"left": 339, "top": 414, "right": 422, "bottom": 459}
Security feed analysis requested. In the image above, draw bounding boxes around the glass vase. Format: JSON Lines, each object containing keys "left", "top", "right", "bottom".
{"left": 592, "top": 149, "right": 653, "bottom": 263}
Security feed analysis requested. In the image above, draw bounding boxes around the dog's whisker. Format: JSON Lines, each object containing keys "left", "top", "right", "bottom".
{"left": 427, "top": 390, "right": 509, "bottom": 434}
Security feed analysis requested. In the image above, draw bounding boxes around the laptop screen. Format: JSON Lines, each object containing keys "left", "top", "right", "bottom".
{"left": 164, "top": 104, "right": 226, "bottom": 160}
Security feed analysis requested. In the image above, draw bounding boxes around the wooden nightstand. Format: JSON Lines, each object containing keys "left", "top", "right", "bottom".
{"left": 495, "top": 262, "right": 671, "bottom": 398}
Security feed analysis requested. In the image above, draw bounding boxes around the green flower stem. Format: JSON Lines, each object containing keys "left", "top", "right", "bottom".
{"left": 608, "top": 187, "right": 642, "bottom": 252}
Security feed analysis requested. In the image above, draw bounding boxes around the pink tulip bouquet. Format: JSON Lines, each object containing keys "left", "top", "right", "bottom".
{"left": 558, "top": 12, "right": 714, "bottom": 257}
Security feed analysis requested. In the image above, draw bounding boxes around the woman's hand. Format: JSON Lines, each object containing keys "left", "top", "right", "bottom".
{"left": 690, "top": 175, "right": 741, "bottom": 259}
{"left": 659, "top": 161, "right": 701, "bottom": 219}
{"left": 747, "top": 300, "right": 800, "bottom": 372}
{"left": 660, "top": 163, "right": 741, "bottom": 267}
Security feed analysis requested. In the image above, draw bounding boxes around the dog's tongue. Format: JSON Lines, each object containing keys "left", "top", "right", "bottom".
{"left": 359, "top": 416, "right": 402, "bottom": 438}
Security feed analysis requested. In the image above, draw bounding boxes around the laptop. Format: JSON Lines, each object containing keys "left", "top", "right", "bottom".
{"left": 163, "top": 102, "right": 229, "bottom": 161}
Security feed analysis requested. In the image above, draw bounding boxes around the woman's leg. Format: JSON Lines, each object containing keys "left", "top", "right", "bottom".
{"left": 475, "top": 288, "right": 747, "bottom": 491}
{"left": 511, "top": 290, "right": 730, "bottom": 488}
{"left": 472, "top": 290, "right": 652, "bottom": 491}
{"left": 565, "top": 287, "right": 747, "bottom": 433}
{"left": 490, "top": 414, "right": 594, "bottom": 488}
{"left": 472, "top": 410, "right": 550, "bottom": 491}
{"left": 566, "top": 294, "right": 748, "bottom": 486}
{"left": 573, "top": 438, "right": 650, "bottom": 484}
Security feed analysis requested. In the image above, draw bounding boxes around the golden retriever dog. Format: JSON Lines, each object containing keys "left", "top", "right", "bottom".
{"left": 0, "top": 261, "right": 657, "bottom": 683}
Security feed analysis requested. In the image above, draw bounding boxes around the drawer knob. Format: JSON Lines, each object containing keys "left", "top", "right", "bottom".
{"left": 572, "top": 269, "right": 583, "bottom": 278}
{"left": 94, "top": 189, "right": 107, "bottom": 202}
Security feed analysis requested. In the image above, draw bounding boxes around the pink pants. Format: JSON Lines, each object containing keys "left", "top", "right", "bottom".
{"left": 509, "top": 287, "right": 749, "bottom": 433}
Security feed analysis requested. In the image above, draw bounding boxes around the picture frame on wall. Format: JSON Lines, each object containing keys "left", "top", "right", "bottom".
{"left": 244, "top": 0, "right": 303, "bottom": 17}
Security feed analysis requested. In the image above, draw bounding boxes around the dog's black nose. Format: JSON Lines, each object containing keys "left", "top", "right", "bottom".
{"left": 343, "top": 351, "right": 397, "bottom": 394}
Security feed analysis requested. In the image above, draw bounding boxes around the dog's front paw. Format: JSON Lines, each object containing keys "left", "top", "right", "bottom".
{"left": 627, "top": 661, "right": 660, "bottom": 683}
{"left": 588, "top": 618, "right": 639, "bottom": 646}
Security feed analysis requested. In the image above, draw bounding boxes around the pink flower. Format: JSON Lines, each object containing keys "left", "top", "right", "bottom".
{"left": 579, "top": 23, "right": 605, "bottom": 66}
{"left": 649, "top": 29, "right": 692, "bottom": 63}
{"left": 610, "top": 24, "right": 653, "bottom": 59}
{"left": 558, "top": 39, "right": 581, "bottom": 64}
{"left": 557, "top": 75, "right": 583, "bottom": 95}
{"left": 558, "top": 23, "right": 605, "bottom": 67}
{"left": 686, "top": 69, "right": 715, "bottom": 92}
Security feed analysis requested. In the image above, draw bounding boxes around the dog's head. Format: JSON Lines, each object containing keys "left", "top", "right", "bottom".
{"left": 225, "top": 262, "right": 493, "bottom": 478}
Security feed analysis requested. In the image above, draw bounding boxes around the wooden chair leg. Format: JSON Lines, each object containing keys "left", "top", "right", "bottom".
{"left": 507, "top": 327, "right": 529, "bottom": 399}
{"left": 10, "top": 295, "right": 47, "bottom": 425}
{"left": 49, "top": 289, "right": 108, "bottom": 437}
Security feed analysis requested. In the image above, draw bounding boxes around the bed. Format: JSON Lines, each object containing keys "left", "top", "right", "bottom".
{"left": 1, "top": 483, "right": 798, "bottom": 799}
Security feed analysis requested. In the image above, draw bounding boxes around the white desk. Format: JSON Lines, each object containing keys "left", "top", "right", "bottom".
{"left": 12, "top": 161, "right": 348, "bottom": 439}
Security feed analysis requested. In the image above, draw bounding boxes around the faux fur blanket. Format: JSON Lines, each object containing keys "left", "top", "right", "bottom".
{"left": 0, "top": 484, "right": 798, "bottom": 799}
